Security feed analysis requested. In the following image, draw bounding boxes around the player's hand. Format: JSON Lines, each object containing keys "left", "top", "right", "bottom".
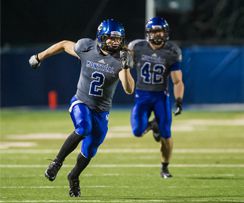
{"left": 29, "top": 54, "right": 41, "bottom": 69}
{"left": 120, "top": 50, "right": 130, "bottom": 69}
{"left": 174, "top": 98, "right": 183, "bottom": 116}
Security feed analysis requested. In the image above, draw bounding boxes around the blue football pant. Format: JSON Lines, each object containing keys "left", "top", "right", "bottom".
{"left": 131, "top": 90, "right": 172, "bottom": 139}
{"left": 69, "top": 96, "right": 109, "bottom": 159}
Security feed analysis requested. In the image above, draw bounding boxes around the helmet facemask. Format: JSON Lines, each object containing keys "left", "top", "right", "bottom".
{"left": 100, "top": 34, "right": 124, "bottom": 54}
{"left": 146, "top": 28, "right": 169, "bottom": 46}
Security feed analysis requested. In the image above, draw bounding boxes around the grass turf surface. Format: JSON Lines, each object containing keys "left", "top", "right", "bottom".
{"left": 0, "top": 109, "right": 244, "bottom": 202}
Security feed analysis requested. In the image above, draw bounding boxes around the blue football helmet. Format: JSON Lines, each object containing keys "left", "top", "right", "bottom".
{"left": 97, "top": 19, "right": 125, "bottom": 53}
{"left": 146, "top": 17, "right": 169, "bottom": 45}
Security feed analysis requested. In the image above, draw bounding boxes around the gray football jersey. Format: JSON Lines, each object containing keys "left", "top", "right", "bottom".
{"left": 128, "top": 39, "right": 182, "bottom": 92}
{"left": 74, "top": 38, "right": 122, "bottom": 112}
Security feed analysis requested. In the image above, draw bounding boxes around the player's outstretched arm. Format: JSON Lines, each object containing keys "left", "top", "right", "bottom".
{"left": 171, "top": 70, "right": 184, "bottom": 116}
{"left": 29, "top": 40, "right": 79, "bottom": 68}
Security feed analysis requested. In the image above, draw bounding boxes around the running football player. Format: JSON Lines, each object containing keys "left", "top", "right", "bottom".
{"left": 128, "top": 17, "right": 184, "bottom": 178}
{"left": 29, "top": 19, "right": 134, "bottom": 197}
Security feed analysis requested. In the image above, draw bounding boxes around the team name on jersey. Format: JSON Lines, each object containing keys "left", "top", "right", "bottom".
{"left": 86, "top": 60, "right": 115, "bottom": 74}
{"left": 141, "top": 54, "right": 166, "bottom": 64}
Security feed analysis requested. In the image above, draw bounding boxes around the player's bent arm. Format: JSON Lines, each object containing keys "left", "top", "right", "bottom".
{"left": 119, "top": 69, "right": 135, "bottom": 95}
{"left": 38, "top": 40, "right": 79, "bottom": 61}
{"left": 29, "top": 40, "right": 79, "bottom": 68}
{"left": 171, "top": 70, "right": 184, "bottom": 100}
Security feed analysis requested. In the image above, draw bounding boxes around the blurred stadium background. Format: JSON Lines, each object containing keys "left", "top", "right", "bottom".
{"left": 1, "top": 0, "right": 244, "bottom": 202}
{"left": 1, "top": 0, "right": 244, "bottom": 108}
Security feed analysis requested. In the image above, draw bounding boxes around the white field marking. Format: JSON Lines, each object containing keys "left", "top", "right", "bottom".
{"left": 5, "top": 118, "right": 244, "bottom": 141}
{"left": 2, "top": 173, "right": 243, "bottom": 178}
{"left": 0, "top": 142, "right": 36, "bottom": 149}
{"left": 108, "top": 118, "right": 244, "bottom": 134}
{"left": 1, "top": 164, "right": 244, "bottom": 168}
{"left": 1, "top": 148, "right": 244, "bottom": 154}
{"left": 0, "top": 185, "right": 109, "bottom": 189}
{"left": 178, "top": 119, "right": 244, "bottom": 126}
{"left": 82, "top": 173, "right": 244, "bottom": 178}
{"left": 100, "top": 148, "right": 244, "bottom": 153}
{"left": 7, "top": 133, "right": 68, "bottom": 140}
{"left": 109, "top": 126, "right": 131, "bottom": 131}
{"left": 1, "top": 199, "right": 244, "bottom": 203}
{"left": 1, "top": 185, "right": 244, "bottom": 190}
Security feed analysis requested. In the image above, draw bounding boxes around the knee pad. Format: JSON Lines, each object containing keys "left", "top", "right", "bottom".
{"left": 81, "top": 135, "right": 105, "bottom": 159}
{"left": 132, "top": 128, "right": 144, "bottom": 137}
{"left": 161, "top": 133, "right": 171, "bottom": 139}
{"left": 160, "top": 127, "right": 171, "bottom": 139}
{"left": 81, "top": 140, "right": 101, "bottom": 158}
{"left": 82, "top": 147, "right": 98, "bottom": 159}
{"left": 75, "top": 120, "right": 92, "bottom": 136}
{"left": 157, "top": 118, "right": 171, "bottom": 139}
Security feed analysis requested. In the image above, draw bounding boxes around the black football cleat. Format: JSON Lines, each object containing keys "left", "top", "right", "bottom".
{"left": 149, "top": 119, "right": 161, "bottom": 142}
{"left": 161, "top": 167, "right": 173, "bottom": 179}
{"left": 68, "top": 173, "right": 81, "bottom": 197}
{"left": 45, "top": 160, "right": 62, "bottom": 181}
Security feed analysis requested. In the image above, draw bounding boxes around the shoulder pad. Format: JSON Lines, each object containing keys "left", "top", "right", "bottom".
{"left": 128, "top": 39, "right": 145, "bottom": 50}
{"left": 165, "top": 41, "right": 182, "bottom": 62}
{"left": 74, "top": 38, "right": 94, "bottom": 54}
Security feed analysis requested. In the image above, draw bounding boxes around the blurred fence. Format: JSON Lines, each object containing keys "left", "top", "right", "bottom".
{"left": 182, "top": 45, "right": 244, "bottom": 104}
{"left": 1, "top": 45, "right": 244, "bottom": 107}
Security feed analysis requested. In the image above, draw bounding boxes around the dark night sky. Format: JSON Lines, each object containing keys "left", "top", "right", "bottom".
{"left": 1, "top": 0, "right": 244, "bottom": 46}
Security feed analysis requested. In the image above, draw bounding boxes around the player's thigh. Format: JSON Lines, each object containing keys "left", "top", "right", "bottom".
{"left": 69, "top": 97, "right": 92, "bottom": 136}
{"left": 131, "top": 101, "right": 151, "bottom": 136}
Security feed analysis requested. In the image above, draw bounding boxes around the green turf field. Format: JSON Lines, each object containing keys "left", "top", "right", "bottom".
{"left": 1, "top": 109, "right": 244, "bottom": 203}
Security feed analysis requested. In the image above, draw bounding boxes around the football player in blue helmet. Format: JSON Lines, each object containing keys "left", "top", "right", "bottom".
{"left": 97, "top": 19, "right": 125, "bottom": 54}
{"left": 29, "top": 19, "right": 134, "bottom": 197}
{"left": 128, "top": 17, "right": 184, "bottom": 179}
{"left": 146, "top": 17, "right": 169, "bottom": 46}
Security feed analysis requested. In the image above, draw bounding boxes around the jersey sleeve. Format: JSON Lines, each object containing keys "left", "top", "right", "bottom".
{"left": 168, "top": 42, "right": 182, "bottom": 72}
{"left": 170, "top": 62, "right": 181, "bottom": 71}
{"left": 128, "top": 39, "right": 144, "bottom": 51}
{"left": 74, "top": 38, "right": 94, "bottom": 56}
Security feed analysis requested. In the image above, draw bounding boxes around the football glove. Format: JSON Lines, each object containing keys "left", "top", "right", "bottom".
{"left": 120, "top": 50, "right": 130, "bottom": 69}
{"left": 174, "top": 98, "right": 183, "bottom": 116}
{"left": 29, "top": 54, "right": 41, "bottom": 69}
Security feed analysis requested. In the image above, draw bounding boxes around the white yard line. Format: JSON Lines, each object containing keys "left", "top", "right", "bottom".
{"left": 1, "top": 199, "right": 244, "bottom": 203}
{"left": 0, "top": 142, "right": 37, "bottom": 149}
{"left": 4, "top": 118, "right": 244, "bottom": 141}
{"left": 1, "top": 148, "right": 244, "bottom": 154}
{"left": 2, "top": 173, "right": 242, "bottom": 178}
{"left": 1, "top": 184, "right": 244, "bottom": 189}
{"left": 0, "top": 164, "right": 244, "bottom": 168}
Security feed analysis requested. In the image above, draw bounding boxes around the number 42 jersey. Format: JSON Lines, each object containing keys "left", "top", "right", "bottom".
{"left": 128, "top": 39, "right": 182, "bottom": 92}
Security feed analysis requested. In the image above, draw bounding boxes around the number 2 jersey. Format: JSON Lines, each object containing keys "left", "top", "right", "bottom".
{"left": 128, "top": 39, "right": 182, "bottom": 92}
{"left": 74, "top": 38, "right": 122, "bottom": 112}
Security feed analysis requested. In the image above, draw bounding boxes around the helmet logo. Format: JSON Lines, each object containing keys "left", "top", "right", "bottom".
{"left": 98, "top": 24, "right": 103, "bottom": 31}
